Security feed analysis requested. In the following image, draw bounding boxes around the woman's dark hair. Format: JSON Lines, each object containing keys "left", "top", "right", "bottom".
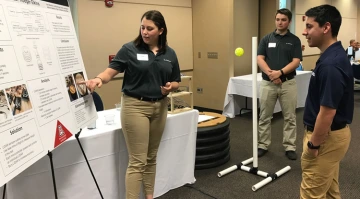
{"left": 134, "top": 10, "right": 167, "bottom": 53}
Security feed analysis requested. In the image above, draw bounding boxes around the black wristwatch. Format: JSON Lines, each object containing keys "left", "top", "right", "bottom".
{"left": 307, "top": 141, "right": 320, "bottom": 149}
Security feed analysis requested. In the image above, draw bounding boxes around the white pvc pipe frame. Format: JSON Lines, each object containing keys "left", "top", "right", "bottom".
{"left": 217, "top": 37, "right": 291, "bottom": 192}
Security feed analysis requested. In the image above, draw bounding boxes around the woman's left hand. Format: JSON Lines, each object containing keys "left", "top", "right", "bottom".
{"left": 160, "top": 82, "right": 172, "bottom": 95}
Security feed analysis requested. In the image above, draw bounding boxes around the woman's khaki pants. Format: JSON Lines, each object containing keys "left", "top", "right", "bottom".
{"left": 121, "top": 94, "right": 168, "bottom": 199}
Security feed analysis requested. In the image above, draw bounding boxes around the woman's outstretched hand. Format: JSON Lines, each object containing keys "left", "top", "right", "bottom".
{"left": 77, "top": 77, "right": 103, "bottom": 93}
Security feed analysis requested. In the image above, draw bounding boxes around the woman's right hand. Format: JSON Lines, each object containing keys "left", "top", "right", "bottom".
{"left": 78, "top": 77, "right": 102, "bottom": 93}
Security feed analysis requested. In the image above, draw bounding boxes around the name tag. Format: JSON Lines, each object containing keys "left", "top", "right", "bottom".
{"left": 137, "top": 54, "right": 148, "bottom": 61}
{"left": 268, "top": 43, "right": 276, "bottom": 48}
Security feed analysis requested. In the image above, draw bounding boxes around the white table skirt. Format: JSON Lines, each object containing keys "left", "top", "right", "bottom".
{"left": 223, "top": 71, "right": 312, "bottom": 118}
{"left": 4, "top": 109, "right": 199, "bottom": 199}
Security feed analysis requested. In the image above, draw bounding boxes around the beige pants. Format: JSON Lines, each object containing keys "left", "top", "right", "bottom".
{"left": 121, "top": 94, "right": 168, "bottom": 199}
{"left": 258, "top": 79, "right": 297, "bottom": 151}
{"left": 300, "top": 126, "right": 351, "bottom": 199}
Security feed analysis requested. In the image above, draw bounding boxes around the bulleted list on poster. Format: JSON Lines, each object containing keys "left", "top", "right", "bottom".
{"left": 29, "top": 75, "right": 70, "bottom": 127}
{"left": 0, "top": 119, "right": 43, "bottom": 176}
{"left": 0, "top": 46, "right": 23, "bottom": 84}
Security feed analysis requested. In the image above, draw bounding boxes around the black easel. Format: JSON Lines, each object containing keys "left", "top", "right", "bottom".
{"left": 48, "top": 151, "right": 58, "bottom": 199}
{"left": 75, "top": 129, "right": 104, "bottom": 199}
{"left": 2, "top": 184, "right": 6, "bottom": 199}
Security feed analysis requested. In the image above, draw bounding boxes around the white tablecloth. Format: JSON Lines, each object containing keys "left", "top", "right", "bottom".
{"left": 4, "top": 109, "right": 199, "bottom": 199}
{"left": 223, "top": 71, "right": 312, "bottom": 118}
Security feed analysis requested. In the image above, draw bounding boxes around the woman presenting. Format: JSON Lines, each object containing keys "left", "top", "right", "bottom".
{"left": 80, "top": 10, "right": 181, "bottom": 199}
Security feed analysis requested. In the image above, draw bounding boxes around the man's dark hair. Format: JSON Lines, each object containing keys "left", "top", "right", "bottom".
{"left": 275, "top": 8, "right": 292, "bottom": 21}
{"left": 305, "top": 4, "right": 342, "bottom": 37}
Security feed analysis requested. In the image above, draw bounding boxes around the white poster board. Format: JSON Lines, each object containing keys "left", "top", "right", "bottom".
{"left": 0, "top": 0, "right": 97, "bottom": 186}
{"left": 355, "top": 51, "right": 360, "bottom": 61}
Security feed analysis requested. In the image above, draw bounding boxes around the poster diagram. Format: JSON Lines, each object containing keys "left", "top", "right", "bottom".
{"left": 22, "top": 46, "right": 32, "bottom": 62}
{"left": 15, "top": 37, "right": 60, "bottom": 79}
{"left": 0, "top": 0, "right": 97, "bottom": 186}
{"left": 33, "top": 41, "right": 44, "bottom": 71}
{"left": 7, "top": 7, "right": 48, "bottom": 35}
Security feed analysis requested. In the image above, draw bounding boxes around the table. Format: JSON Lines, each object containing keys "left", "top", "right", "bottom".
{"left": 4, "top": 109, "right": 199, "bottom": 199}
{"left": 223, "top": 71, "right": 312, "bottom": 118}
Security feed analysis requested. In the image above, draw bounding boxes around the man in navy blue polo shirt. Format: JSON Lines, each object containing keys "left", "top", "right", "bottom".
{"left": 300, "top": 5, "right": 353, "bottom": 198}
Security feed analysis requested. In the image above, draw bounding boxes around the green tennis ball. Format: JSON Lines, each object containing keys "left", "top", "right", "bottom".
{"left": 235, "top": 47, "right": 244, "bottom": 57}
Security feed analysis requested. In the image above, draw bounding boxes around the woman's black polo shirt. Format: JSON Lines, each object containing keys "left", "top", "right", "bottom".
{"left": 109, "top": 42, "right": 181, "bottom": 99}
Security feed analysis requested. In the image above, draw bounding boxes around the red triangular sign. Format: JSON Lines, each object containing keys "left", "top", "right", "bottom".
{"left": 54, "top": 120, "right": 73, "bottom": 148}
